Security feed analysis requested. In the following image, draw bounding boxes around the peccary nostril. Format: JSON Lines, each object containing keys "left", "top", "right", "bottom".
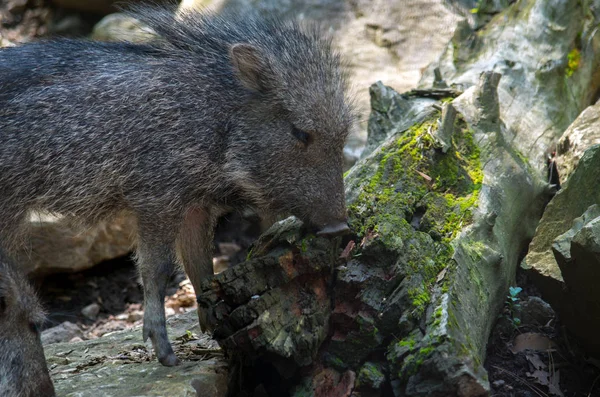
{"left": 316, "top": 222, "right": 350, "bottom": 237}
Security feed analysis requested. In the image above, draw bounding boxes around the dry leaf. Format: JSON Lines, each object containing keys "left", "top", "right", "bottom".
{"left": 340, "top": 240, "right": 356, "bottom": 260}
{"left": 511, "top": 332, "right": 554, "bottom": 353}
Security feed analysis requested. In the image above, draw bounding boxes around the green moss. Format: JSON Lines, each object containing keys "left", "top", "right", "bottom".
{"left": 356, "top": 362, "right": 385, "bottom": 389}
{"left": 566, "top": 48, "right": 581, "bottom": 77}
{"left": 398, "top": 338, "right": 417, "bottom": 349}
{"left": 347, "top": 112, "right": 483, "bottom": 318}
{"left": 419, "top": 346, "right": 435, "bottom": 355}
{"left": 408, "top": 287, "right": 431, "bottom": 319}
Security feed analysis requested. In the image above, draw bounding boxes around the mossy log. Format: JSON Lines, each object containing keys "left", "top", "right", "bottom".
{"left": 197, "top": 0, "right": 600, "bottom": 395}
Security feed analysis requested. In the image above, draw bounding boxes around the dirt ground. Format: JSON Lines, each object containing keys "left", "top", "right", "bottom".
{"left": 485, "top": 270, "right": 600, "bottom": 397}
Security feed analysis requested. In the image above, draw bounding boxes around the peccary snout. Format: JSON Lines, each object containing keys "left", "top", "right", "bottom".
{"left": 316, "top": 221, "right": 350, "bottom": 238}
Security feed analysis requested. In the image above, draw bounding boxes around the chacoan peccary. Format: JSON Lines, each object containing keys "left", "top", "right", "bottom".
{"left": 0, "top": 255, "right": 55, "bottom": 397}
{"left": 0, "top": 5, "right": 353, "bottom": 366}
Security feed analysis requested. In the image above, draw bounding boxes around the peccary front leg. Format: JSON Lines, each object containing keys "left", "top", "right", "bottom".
{"left": 136, "top": 224, "right": 180, "bottom": 367}
{"left": 176, "top": 206, "right": 219, "bottom": 333}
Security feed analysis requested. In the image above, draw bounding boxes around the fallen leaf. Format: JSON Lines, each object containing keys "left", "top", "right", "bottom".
{"left": 511, "top": 332, "right": 554, "bottom": 353}
{"left": 340, "top": 240, "right": 356, "bottom": 260}
{"left": 526, "top": 369, "right": 563, "bottom": 397}
{"left": 525, "top": 353, "right": 546, "bottom": 371}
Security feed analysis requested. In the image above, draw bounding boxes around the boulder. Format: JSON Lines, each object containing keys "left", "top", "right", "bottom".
{"left": 551, "top": 204, "right": 600, "bottom": 354}
{"left": 17, "top": 213, "right": 134, "bottom": 277}
{"left": 91, "top": 13, "right": 157, "bottom": 42}
{"left": 522, "top": 145, "right": 600, "bottom": 353}
{"left": 556, "top": 99, "right": 600, "bottom": 184}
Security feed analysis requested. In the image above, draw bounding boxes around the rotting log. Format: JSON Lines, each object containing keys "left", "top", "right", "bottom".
{"left": 198, "top": 0, "right": 600, "bottom": 395}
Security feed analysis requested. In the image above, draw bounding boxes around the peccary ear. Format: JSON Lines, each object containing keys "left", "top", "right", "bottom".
{"left": 230, "top": 43, "right": 273, "bottom": 93}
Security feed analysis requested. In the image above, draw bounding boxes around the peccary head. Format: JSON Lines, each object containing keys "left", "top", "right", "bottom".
{"left": 0, "top": 260, "right": 55, "bottom": 397}
{"left": 223, "top": 23, "right": 353, "bottom": 236}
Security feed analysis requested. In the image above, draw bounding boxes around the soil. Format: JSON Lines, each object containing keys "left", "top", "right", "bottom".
{"left": 485, "top": 269, "right": 600, "bottom": 397}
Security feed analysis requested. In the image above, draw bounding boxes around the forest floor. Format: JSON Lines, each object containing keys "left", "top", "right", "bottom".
{"left": 485, "top": 270, "right": 600, "bottom": 397}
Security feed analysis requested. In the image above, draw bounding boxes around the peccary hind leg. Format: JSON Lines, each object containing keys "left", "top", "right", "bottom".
{"left": 176, "top": 206, "right": 219, "bottom": 332}
{"left": 137, "top": 222, "right": 180, "bottom": 367}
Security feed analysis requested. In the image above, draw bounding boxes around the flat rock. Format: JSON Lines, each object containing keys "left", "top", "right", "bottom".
{"left": 46, "top": 310, "right": 227, "bottom": 397}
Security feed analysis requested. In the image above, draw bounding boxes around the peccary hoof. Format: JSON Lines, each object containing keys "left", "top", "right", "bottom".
{"left": 316, "top": 222, "right": 350, "bottom": 237}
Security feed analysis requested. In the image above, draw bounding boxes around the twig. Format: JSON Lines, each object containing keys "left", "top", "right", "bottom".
{"left": 491, "top": 365, "right": 549, "bottom": 397}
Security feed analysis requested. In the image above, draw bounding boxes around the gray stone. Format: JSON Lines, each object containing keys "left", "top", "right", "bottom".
{"left": 81, "top": 303, "right": 101, "bottom": 320}
{"left": 42, "top": 321, "right": 83, "bottom": 345}
{"left": 549, "top": 205, "right": 600, "bottom": 354}
{"left": 422, "top": 0, "right": 600, "bottom": 174}
{"left": 520, "top": 296, "right": 555, "bottom": 327}
{"left": 46, "top": 310, "right": 227, "bottom": 397}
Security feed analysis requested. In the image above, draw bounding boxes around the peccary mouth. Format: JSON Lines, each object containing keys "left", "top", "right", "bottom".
{"left": 316, "top": 222, "right": 350, "bottom": 238}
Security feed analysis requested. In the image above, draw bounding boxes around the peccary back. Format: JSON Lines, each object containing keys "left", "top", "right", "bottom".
{"left": 0, "top": 5, "right": 352, "bottom": 366}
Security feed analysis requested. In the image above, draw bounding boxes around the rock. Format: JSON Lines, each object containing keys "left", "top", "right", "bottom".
{"left": 42, "top": 321, "right": 83, "bottom": 345}
{"left": 178, "top": 0, "right": 214, "bottom": 12}
{"left": 522, "top": 145, "right": 600, "bottom": 354}
{"left": 6, "top": 0, "right": 28, "bottom": 14}
{"left": 17, "top": 213, "right": 135, "bottom": 277}
{"left": 91, "top": 13, "right": 158, "bottom": 43}
{"left": 520, "top": 296, "right": 555, "bottom": 327}
{"left": 556, "top": 99, "right": 600, "bottom": 184}
{"left": 217, "top": 242, "right": 241, "bottom": 257}
{"left": 212, "top": 256, "right": 230, "bottom": 274}
{"left": 356, "top": 362, "right": 386, "bottom": 390}
{"left": 127, "top": 311, "right": 143, "bottom": 323}
{"left": 46, "top": 310, "right": 227, "bottom": 397}
{"left": 81, "top": 302, "right": 101, "bottom": 320}
{"left": 550, "top": 204, "right": 600, "bottom": 354}
{"left": 422, "top": 0, "right": 600, "bottom": 173}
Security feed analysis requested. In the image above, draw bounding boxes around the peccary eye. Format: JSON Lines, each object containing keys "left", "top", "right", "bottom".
{"left": 292, "top": 127, "right": 311, "bottom": 145}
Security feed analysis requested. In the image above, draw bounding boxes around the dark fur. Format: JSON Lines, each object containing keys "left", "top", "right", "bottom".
{"left": 0, "top": 5, "right": 352, "bottom": 366}
{"left": 0, "top": 256, "right": 55, "bottom": 397}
